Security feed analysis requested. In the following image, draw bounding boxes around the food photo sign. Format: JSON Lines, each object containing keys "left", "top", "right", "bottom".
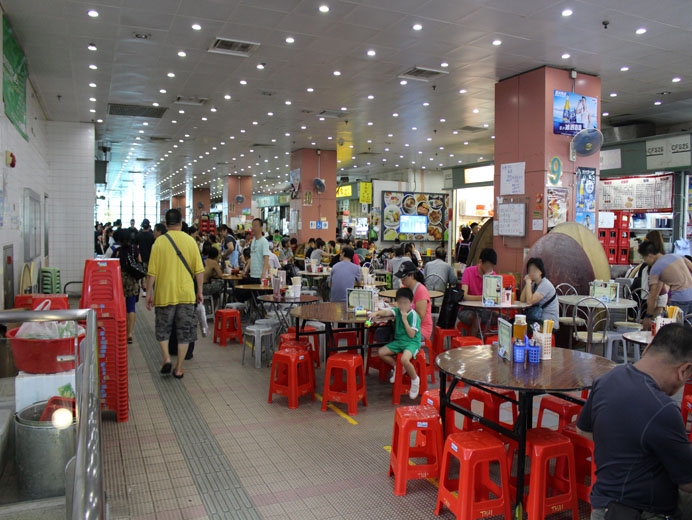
{"left": 381, "top": 191, "right": 449, "bottom": 242}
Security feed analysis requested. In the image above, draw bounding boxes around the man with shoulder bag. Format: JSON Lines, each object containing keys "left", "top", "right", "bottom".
{"left": 145, "top": 209, "right": 204, "bottom": 379}
{"left": 577, "top": 324, "right": 692, "bottom": 520}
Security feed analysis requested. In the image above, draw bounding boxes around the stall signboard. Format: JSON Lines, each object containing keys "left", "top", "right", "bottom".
{"left": 645, "top": 135, "right": 691, "bottom": 170}
{"left": 599, "top": 173, "right": 673, "bottom": 211}
{"left": 381, "top": 191, "right": 448, "bottom": 242}
{"left": 359, "top": 182, "right": 373, "bottom": 204}
{"left": 255, "top": 194, "right": 290, "bottom": 207}
{"left": 575, "top": 167, "right": 597, "bottom": 232}
{"left": 552, "top": 90, "right": 598, "bottom": 136}
{"left": 336, "top": 185, "right": 352, "bottom": 198}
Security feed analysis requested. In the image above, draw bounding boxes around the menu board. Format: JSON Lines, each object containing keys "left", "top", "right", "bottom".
{"left": 599, "top": 173, "right": 673, "bottom": 211}
{"left": 381, "top": 191, "right": 449, "bottom": 241}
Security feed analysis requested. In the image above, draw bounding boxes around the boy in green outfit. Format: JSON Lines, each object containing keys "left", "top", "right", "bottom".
{"left": 370, "top": 287, "right": 422, "bottom": 399}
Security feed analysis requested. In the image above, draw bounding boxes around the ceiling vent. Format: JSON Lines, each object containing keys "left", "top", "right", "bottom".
{"left": 398, "top": 66, "right": 449, "bottom": 82}
{"left": 208, "top": 38, "right": 260, "bottom": 57}
{"left": 260, "top": 91, "right": 274, "bottom": 97}
{"left": 108, "top": 103, "right": 167, "bottom": 118}
{"left": 357, "top": 151, "right": 380, "bottom": 157}
{"left": 136, "top": 157, "right": 153, "bottom": 161}
{"left": 216, "top": 161, "right": 229, "bottom": 165}
{"left": 458, "top": 125, "right": 486, "bottom": 133}
{"left": 251, "top": 143, "right": 274, "bottom": 148}
{"left": 317, "top": 109, "right": 348, "bottom": 119}
{"left": 174, "top": 96, "right": 208, "bottom": 106}
{"left": 149, "top": 136, "right": 172, "bottom": 142}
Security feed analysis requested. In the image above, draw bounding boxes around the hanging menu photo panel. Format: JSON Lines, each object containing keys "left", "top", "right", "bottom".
{"left": 599, "top": 173, "right": 673, "bottom": 211}
{"left": 497, "top": 202, "right": 526, "bottom": 237}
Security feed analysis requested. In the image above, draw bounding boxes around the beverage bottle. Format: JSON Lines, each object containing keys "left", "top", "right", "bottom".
{"left": 562, "top": 98, "right": 570, "bottom": 122}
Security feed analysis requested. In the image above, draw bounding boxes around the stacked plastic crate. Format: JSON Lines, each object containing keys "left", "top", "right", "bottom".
{"left": 597, "top": 212, "right": 631, "bottom": 265}
{"left": 200, "top": 218, "right": 216, "bottom": 234}
{"left": 80, "top": 259, "right": 128, "bottom": 422}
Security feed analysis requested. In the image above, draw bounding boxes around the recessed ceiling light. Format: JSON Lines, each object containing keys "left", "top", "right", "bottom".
{"left": 400, "top": 79, "right": 408, "bottom": 85}
{"left": 177, "top": 50, "right": 186, "bottom": 57}
{"left": 285, "top": 100, "right": 292, "bottom": 105}
{"left": 89, "top": 109, "right": 96, "bottom": 113}
{"left": 87, "top": 9, "right": 99, "bottom": 17}
{"left": 366, "top": 49, "right": 376, "bottom": 57}
{"left": 142, "top": 122, "right": 148, "bottom": 126}
{"left": 459, "top": 89, "right": 467, "bottom": 94}
{"left": 367, "top": 121, "right": 373, "bottom": 126}
{"left": 159, "top": 88, "right": 167, "bottom": 93}
{"left": 333, "top": 70, "right": 341, "bottom": 76}
{"left": 88, "top": 64, "right": 98, "bottom": 70}
{"left": 285, "top": 36, "right": 295, "bottom": 44}
{"left": 256, "top": 63, "right": 265, "bottom": 70}
{"left": 392, "top": 113, "right": 399, "bottom": 117}
{"left": 224, "top": 94, "right": 231, "bottom": 100}
{"left": 492, "top": 39, "right": 502, "bottom": 46}
{"left": 88, "top": 82, "right": 97, "bottom": 88}
{"left": 440, "top": 118, "right": 446, "bottom": 122}
{"left": 561, "top": 53, "right": 571, "bottom": 59}
{"left": 620, "top": 66, "right": 629, "bottom": 72}
{"left": 89, "top": 97, "right": 96, "bottom": 102}
{"left": 423, "top": 102, "right": 429, "bottom": 106}
{"left": 654, "top": 101, "right": 662, "bottom": 105}
{"left": 411, "top": 126, "right": 417, "bottom": 130}
{"left": 491, "top": 135, "right": 495, "bottom": 139}
{"left": 412, "top": 23, "right": 423, "bottom": 31}
{"left": 561, "top": 8, "right": 573, "bottom": 17}
{"left": 340, "top": 106, "right": 347, "bottom": 111}
{"left": 191, "top": 23, "right": 201, "bottom": 31}
{"left": 440, "top": 62, "right": 449, "bottom": 68}
{"left": 636, "top": 27, "right": 647, "bottom": 35}
{"left": 240, "top": 80, "right": 247, "bottom": 85}
{"left": 672, "top": 77, "right": 682, "bottom": 83}
{"left": 178, "top": 109, "right": 184, "bottom": 113}
{"left": 318, "top": 4, "right": 330, "bottom": 13}
{"left": 472, "top": 108, "right": 480, "bottom": 113}
{"left": 153, "top": 102, "right": 159, "bottom": 106}
{"left": 210, "top": 107, "right": 217, "bottom": 112}
{"left": 609, "top": 92, "right": 617, "bottom": 97}
{"left": 463, "top": 141, "right": 468, "bottom": 145}
{"left": 367, "top": 95, "right": 374, "bottom": 100}
{"left": 88, "top": 43, "right": 97, "bottom": 51}
{"left": 306, "top": 87, "right": 314, "bottom": 93}
{"left": 252, "top": 121, "right": 258, "bottom": 125}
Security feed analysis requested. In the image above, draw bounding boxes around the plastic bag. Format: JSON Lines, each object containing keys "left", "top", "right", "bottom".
{"left": 196, "top": 303, "right": 209, "bottom": 337}
{"left": 16, "top": 300, "right": 86, "bottom": 339}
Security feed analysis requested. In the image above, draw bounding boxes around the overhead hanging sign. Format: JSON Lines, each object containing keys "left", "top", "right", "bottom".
{"left": 645, "top": 135, "right": 691, "bottom": 170}
{"left": 359, "top": 182, "right": 372, "bottom": 204}
{"left": 336, "top": 185, "right": 352, "bottom": 198}
{"left": 599, "top": 173, "right": 674, "bottom": 211}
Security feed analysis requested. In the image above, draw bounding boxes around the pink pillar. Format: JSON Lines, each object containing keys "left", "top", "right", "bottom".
{"left": 173, "top": 195, "right": 186, "bottom": 212}
{"left": 226, "top": 176, "right": 252, "bottom": 221}
{"left": 159, "top": 199, "right": 170, "bottom": 222}
{"left": 493, "top": 66, "right": 601, "bottom": 275}
{"left": 192, "top": 187, "right": 210, "bottom": 222}
{"left": 289, "top": 149, "right": 337, "bottom": 243}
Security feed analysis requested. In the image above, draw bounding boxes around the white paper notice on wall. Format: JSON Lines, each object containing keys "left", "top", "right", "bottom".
{"left": 532, "top": 219, "right": 543, "bottom": 231}
{"left": 500, "top": 162, "right": 525, "bottom": 195}
{"left": 493, "top": 220, "right": 499, "bottom": 236}
{"left": 497, "top": 203, "right": 526, "bottom": 237}
{"left": 598, "top": 211, "right": 615, "bottom": 229}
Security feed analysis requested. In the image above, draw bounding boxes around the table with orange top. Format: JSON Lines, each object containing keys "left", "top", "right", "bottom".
{"left": 437, "top": 345, "right": 615, "bottom": 519}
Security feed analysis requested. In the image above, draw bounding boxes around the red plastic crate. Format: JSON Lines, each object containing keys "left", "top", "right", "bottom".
{"left": 607, "top": 230, "right": 619, "bottom": 246}
{"left": 607, "top": 247, "right": 617, "bottom": 264}
{"left": 598, "top": 229, "right": 608, "bottom": 241}
{"left": 615, "top": 212, "right": 631, "bottom": 229}
{"left": 618, "top": 253, "right": 630, "bottom": 264}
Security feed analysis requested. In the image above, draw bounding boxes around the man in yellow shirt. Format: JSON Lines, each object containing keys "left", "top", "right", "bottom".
{"left": 145, "top": 209, "right": 204, "bottom": 378}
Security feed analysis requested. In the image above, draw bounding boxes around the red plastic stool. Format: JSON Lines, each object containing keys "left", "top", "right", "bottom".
{"left": 450, "top": 336, "right": 483, "bottom": 348}
{"left": 366, "top": 346, "right": 389, "bottom": 382}
{"left": 456, "top": 321, "right": 472, "bottom": 336}
{"left": 524, "top": 428, "right": 580, "bottom": 520}
{"left": 278, "top": 339, "right": 316, "bottom": 390}
{"left": 432, "top": 326, "right": 461, "bottom": 358}
{"left": 392, "top": 351, "right": 429, "bottom": 405}
{"left": 559, "top": 422, "right": 596, "bottom": 506}
{"left": 420, "top": 388, "right": 471, "bottom": 435}
{"left": 280, "top": 333, "right": 319, "bottom": 368}
{"left": 389, "top": 405, "right": 443, "bottom": 496}
{"left": 467, "top": 386, "right": 517, "bottom": 429}
{"left": 268, "top": 347, "right": 315, "bottom": 409}
{"left": 537, "top": 395, "right": 583, "bottom": 432}
{"left": 330, "top": 330, "right": 359, "bottom": 354}
{"left": 435, "top": 431, "right": 512, "bottom": 519}
{"left": 484, "top": 334, "right": 499, "bottom": 345}
{"left": 214, "top": 309, "right": 243, "bottom": 346}
{"left": 682, "top": 394, "right": 692, "bottom": 438}
{"left": 322, "top": 353, "right": 367, "bottom": 416}
{"left": 287, "top": 326, "right": 320, "bottom": 367}
{"left": 420, "top": 338, "right": 436, "bottom": 384}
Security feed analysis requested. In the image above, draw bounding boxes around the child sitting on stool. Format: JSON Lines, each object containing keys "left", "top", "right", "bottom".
{"left": 370, "top": 287, "right": 422, "bottom": 400}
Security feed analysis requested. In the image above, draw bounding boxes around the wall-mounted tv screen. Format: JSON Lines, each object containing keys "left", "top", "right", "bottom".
{"left": 399, "top": 215, "right": 428, "bottom": 234}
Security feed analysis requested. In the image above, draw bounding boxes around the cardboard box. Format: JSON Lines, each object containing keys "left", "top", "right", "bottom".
{"left": 14, "top": 370, "right": 75, "bottom": 412}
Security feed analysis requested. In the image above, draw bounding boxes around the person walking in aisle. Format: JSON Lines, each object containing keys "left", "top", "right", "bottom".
{"left": 145, "top": 209, "right": 204, "bottom": 379}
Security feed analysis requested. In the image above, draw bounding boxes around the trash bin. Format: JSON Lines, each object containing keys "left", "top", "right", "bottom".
{"left": 15, "top": 400, "right": 76, "bottom": 499}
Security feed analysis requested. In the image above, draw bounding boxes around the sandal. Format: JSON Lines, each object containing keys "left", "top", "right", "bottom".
{"left": 173, "top": 370, "right": 184, "bottom": 379}
{"left": 127, "top": 337, "right": 133, "bottom": 344}
{"left": 160, "top": 362, "right": 172, "bottom": 375}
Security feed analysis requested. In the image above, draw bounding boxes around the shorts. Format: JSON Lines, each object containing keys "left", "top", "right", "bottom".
{"left": 125, "top": 296, "right": 137, "bottom": 313}
{"left": 385, "top": 339, "right": 420, "bottom": 357}
{"left": 459, "top": 309, "right": 493, "bottom": 326}
{"left": 155, "top": 304, "right": 197, "bottom": 344}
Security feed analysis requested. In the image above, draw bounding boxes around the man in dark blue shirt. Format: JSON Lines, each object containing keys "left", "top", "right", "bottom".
{"left": 577, "top": 324, "right": 692, "bottom": 519}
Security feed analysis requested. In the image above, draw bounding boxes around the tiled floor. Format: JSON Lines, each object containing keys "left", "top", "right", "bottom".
{"left": 104, "top": 307, "right": 589, "bottom": 520}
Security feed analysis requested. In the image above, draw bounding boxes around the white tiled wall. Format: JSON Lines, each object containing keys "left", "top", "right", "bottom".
{"left": 46, "top": 122, "right": 95, "bottom": 287}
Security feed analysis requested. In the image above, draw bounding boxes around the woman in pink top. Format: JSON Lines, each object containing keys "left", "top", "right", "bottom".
{"left": 394, "top": 261, "right": 433, "bottom": 340}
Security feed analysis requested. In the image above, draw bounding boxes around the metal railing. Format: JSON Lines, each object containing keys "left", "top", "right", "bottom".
{"left": 0, "top": 309, "right": 105, "bottom": 519}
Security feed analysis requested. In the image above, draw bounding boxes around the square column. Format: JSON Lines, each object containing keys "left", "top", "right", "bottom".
{"left": 224, "top": 176, "right": 252, "bottom": 223}
{"left": 192, "top": 187, "right": 210, "bottom": 223}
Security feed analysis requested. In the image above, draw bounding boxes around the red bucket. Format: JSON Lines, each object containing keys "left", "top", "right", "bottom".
{"left": 7, "top": 328, "right": 83, "bottom": 374}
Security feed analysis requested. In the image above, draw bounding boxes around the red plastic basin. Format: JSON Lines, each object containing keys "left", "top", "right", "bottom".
{"left": 7, "top": 328, "right": 83, "bottom": 374}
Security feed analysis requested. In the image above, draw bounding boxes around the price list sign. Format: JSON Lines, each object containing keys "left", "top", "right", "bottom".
{"left": 599, "top": 173, "right": 673, "bottom": 212}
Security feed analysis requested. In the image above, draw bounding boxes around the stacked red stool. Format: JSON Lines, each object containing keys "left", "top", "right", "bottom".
{"left": 277, "top": 338, "right": 316, "bottom": 390}
{"left": 420, "top": 388, "right": 471, "bottom": 435}
{"left": 321, "top": 353, "right": 367, "bottom": 416}
{"left": 392, "top": 351, "right": 428, "bottom": 405}
{"left": 388, "top": 405, "right": 443, "bottom": 496}
{"left": 435, "top": 430, "right": 512, "bottom": 519}
{"left": 537, "top": 396, "right": 583, "bottom": 432}
{"left": 467, "top": 386, "right": 517, "bottom": 430}
{"left": 432, "top": 326, "right": 461, "bottom": 358}
{"left": 560, "top": 422, "right": 596, "bottom": 505}
{"left": 287, "top": 326, "right": 320, "bottom": 367}
{"left": 450, "top": 336, "right": 483, "bottom": 349}
{"left": 330, "top": 330, "right": 359, "bottom": 353}
{"left": 268, "top": 347, "right": 314, "bottom": 409}
{"left": 213, "top": 309, "right": 243, "bottom": 346}
{"left": 365, "top": 328, "right": 389, "bottom": 382}
{"left": 280, "top": 333, "right": 318, "bottom": 368}
{"left": 80, "top": 259, "right": 128, "bottom": 422}
{"left": 420, "top": 338, "right": 436, "bottom": 384}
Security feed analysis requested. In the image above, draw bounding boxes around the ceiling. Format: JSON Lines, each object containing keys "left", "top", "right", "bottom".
{"left": 4, "top": 0, "right": 692, "bottom": 202}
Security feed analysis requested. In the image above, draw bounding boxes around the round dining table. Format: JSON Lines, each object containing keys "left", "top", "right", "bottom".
{"left": 436, "top": 345, "right": 615, "bottom": 520}
{"left": 622, "top": 330, "right": 652, "bottom": 346}
{"left": 557, "top": 295, "right": 637, "bottom": 310}
{"left": 458, "top": 300, "right": 531, "bottom": 342}
{"left": 220, "top": 273, "right": 244, "bottom": 306}
{"left": 379, "top": 289, "right": 444, "bottom": 300}
{"left": 235, "top": 284, "right": 285, "bottom": 321}
{"left": 257, "top": 294, "right": 320, "bottom": 332}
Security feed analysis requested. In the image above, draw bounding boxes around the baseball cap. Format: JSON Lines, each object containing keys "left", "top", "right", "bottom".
{"left": 141, "top": 219, "right": 150, "bottom": 226}
{"left": 394, "top": 261, "right": 418, "bottom": 279}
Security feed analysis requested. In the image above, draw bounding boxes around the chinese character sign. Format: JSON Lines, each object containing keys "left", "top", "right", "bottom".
{"left": 553, "top": 90, "right": 598, "bottom": 136}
